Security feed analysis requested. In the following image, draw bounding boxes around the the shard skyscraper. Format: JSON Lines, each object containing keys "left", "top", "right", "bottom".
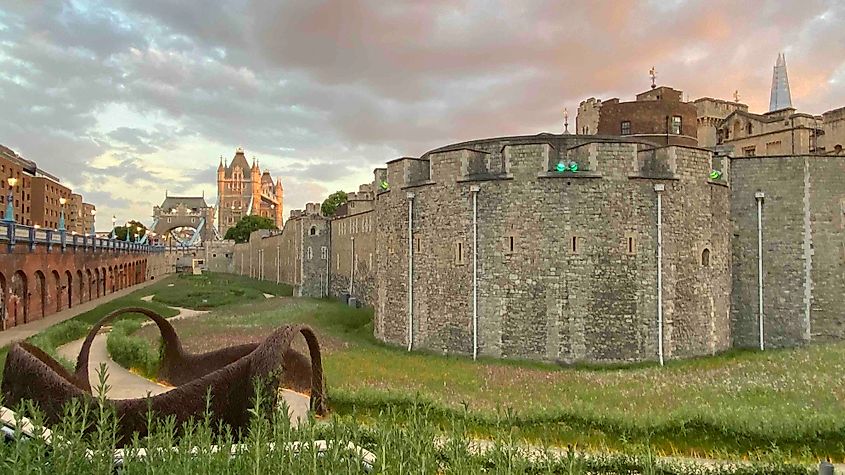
{"left": 769, "top": 53, "right": 793, "bottom": 112}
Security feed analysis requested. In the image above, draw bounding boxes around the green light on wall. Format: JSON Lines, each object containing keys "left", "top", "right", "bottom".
{"left": 380, "top": 180, "right": 390, "bottom": 190}
{"left": 709, "top": 170, "right": 722, "bottom": 180}
{"left": 555, "top": 161, "right": 579, "bottom": 172}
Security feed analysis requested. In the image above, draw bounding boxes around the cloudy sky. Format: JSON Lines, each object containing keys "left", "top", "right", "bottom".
{"left": 0, "top": 1, "right": 843, "bottom": 229}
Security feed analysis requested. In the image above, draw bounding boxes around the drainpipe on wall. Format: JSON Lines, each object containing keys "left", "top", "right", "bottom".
{"left": 299, "top": 220, "right": 304, "bottom": 297}
{"left": 470, "top": 185, "right": 480, "bottom": 360}
{"left": 756, "top": 191, "right": 765, "bottom": 351}
{"left": 654, "top": 183, "right": 665, "bottom": 366}
{"left": 349, "top": 236, "right": 355, "bottom": 296}
{"left": 276, "top": 246, "right": 280, "bottom": 284}
{"left": 407, "top": 192, "right": 415, "bottom": 352}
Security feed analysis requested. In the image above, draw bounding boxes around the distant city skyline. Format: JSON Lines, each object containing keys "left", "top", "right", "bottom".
{"left": 0, "top": 1, "right": 843, "bottom": 228}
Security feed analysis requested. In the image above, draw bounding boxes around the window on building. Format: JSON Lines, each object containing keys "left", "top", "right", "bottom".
{"left": 746, "top": 123, "right": 753, "bottom": 135}
{"left": 307, "top": 246, "right": 313, "bottom": 260}
{"left": 455, "top": 242, "right": 464, "bottom": 264}
{"left": 701, "top": 248, "right": 711, "bottom": 267}
{"left": 671, "top": 116, "right": 682, "bottom": 135}
{"left": 504, "top": 236, "right": 515, "bottom": 254}
{"left": 743, "top": 146, "right": 756, "bottom": 157}
{"left": 626, "top": 235, "right": 637, "bottom": 255}
{"left": 415, "top": 237, "right": 421, "bottom": 253}
{"left": 570, "top": 236, "right": 581, "bottom": 254}
{"left": 620, "top": 121, "right": 631, "bottom": 135}
{"left": 336, "top": 254, "right": 340, "bottom": 270}
{"left": 309, "top": 226, "right": 317, "bottom": 236}
{"left": 321, "top": 246, "right": 328, "bottom": 260}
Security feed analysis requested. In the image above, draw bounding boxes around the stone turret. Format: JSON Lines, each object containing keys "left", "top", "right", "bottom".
{"left": 250, "top": 157, "right": 261, "bottom": 215}
{"left": 275, "top": 178, "right": 284, "bottom": 226}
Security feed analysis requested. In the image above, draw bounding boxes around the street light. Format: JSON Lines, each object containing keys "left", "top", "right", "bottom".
{"left": 3, "top": 176, "right": 18, "bottom": 223}
{"left": 58, "top": 197, "right": 67, "bottom": 231}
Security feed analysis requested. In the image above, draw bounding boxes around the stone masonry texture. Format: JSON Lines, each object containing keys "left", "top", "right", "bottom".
{"left": 221, "top": 133, "right": 843, "bottom": 364}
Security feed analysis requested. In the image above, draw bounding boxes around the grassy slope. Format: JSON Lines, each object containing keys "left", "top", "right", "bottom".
{"left": 125, "top": 288, "right": 845, "bottom": 461}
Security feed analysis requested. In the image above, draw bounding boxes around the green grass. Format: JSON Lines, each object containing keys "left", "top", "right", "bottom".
{"left": 151, "top": 273, "right": 292, "bottom": 309}
{"left": 114, "top": 293, "right": 845, "bottom": 462}
{"left": 7, "top": 271, "right": 845, "bottom": 464}
{"left": 0, "top": 383, "right": 820, "bottom": 474}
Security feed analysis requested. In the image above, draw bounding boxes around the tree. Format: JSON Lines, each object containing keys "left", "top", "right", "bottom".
{"left": 321, "top": 190, "right": 348, "bottom": 217}
{"left": 224, "top": 215, "right": 278, "bottom": 243}
{"left": 113, "top": 220, "right": 147, "bottom": 241}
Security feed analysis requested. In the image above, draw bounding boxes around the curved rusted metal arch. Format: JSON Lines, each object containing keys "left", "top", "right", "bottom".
{"left": 2, "top": 307, "right": 326, "bottom": 444}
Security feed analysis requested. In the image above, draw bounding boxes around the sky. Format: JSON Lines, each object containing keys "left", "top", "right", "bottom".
{"left": 0, "top": 0, "right": 843, "bottom": 230}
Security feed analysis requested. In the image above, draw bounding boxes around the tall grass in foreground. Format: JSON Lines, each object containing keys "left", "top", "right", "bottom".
{"left": 0, "top": 385, "right": 819, "bottom": 475}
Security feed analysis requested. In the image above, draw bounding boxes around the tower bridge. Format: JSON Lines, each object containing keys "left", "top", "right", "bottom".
{"left": 151, "top": 195, "right": 220, "bottom": 247}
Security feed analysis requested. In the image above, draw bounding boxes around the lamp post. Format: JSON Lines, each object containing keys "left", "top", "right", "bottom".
{"left": 111, "top": 215, "right": 117, "bottom": 239}
{"left": 4, "top": 177, "right": 18, "bottom": 223}
{"left": 58, "top": 197, "right": 67, "bottom": 231}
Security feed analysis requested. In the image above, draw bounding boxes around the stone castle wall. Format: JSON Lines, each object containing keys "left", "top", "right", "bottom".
{"left": 374, "top": 136, "right": 732, "bottom": 363}
{"left": 731, "top": 155, "right": 845, "bottom": 348}
{"left": 212, "top": 132, "right": 842, "bottom": 365}
{"left": 231, "top": 204, "right": 330, "bottom": 297}
{"left": 330, "top": 209, "right": 376, "bottom": 306}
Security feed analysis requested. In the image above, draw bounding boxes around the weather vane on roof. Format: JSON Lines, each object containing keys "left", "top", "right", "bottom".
{"left": 563, "top": 107, "right": 570, "bottom": 134}
{"left": 649, "top": 66, "right": 657, "bottom": 89}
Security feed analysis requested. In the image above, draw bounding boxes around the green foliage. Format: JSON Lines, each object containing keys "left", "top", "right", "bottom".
{"left": 151, "top": 273, "right": 292, "bottom": 309}
{"left": 107, "top": 319, "right": 160, "bottom": 379}
{"left": 112, "top": 220, "right": 147, "bottom": 241}
{"left": 223, "top": 215, "right": 277, "bottom": 243}
{"left": 320, "top": 190, "right": 348, "bottom": 217}
{"left": 0, "top": 396, "right": 820, "bottom": 474}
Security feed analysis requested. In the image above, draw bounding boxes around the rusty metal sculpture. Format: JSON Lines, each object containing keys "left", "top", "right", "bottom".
{"left": 1, "top": 307, "right": 326, "bottom": 444}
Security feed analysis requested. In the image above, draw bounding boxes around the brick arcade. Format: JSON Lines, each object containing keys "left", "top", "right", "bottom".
{"left": 0, "top": 223, "right": 168, "bottom": 329}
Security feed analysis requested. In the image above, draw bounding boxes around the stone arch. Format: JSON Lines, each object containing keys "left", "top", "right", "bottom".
{"left": 52, "top": 270, "right": 62, "bottom": 312}
{"left": 65, "top": 270, "right": 73, "bottom": 309}
{"left": 0, "top": 271, "right": 7, "bottom": 328}
{"left": 34, "top": 271, "right": 46, "bottom": 320}
{"left": 11, "top": 270, "right": 28, "bottom": 326}
{"left": 94, "top": 268, "right": 101, "bottom": 298}
{"left": 86, "top": 269, "right": 93, "bottom": 301}
{"left": 701, "top": 248, "right": 711, "bottom": 267}
{"left": 109, "top": 266, "right": 115, "bottom": 293}
{"left": 101, "top": 267, "right": 107, "bottom": 296}
{"left": 76, "top": 269, "right": 84, "bottom": 304}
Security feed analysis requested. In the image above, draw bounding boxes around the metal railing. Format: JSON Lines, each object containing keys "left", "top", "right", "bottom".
{"left": 0, "top": 221, "right": 165, "bottom": 254}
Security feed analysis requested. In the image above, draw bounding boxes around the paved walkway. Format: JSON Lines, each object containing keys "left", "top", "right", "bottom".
{"left": 0, "top": 279, "right": 160, "bottom": 348}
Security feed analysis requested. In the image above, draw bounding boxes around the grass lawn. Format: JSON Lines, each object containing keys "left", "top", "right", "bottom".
{"left": 151, "top": 272, "right": 292, "bottom": 309}
{"left": 123, "top": 281, "right": 845, "bottom": 463}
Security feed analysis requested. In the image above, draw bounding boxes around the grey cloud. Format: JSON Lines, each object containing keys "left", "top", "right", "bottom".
{"left": 0, "top": 0, "right": 843, "bottom": 220}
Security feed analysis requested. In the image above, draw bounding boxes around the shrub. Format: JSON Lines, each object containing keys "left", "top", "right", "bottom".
{"left": 106, "top": 319, "right": 160, "bottom": 379}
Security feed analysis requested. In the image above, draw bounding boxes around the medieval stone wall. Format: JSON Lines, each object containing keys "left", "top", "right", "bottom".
{"left": 374, "top": 136, "right": 732, "bottom": 363}
{"left": 330, "top": 209, "right": 376, "bottom": 306}
{"left": 731, "top": 155, "right": 845, "bottom": 348}
{"left": 231, "top": 204, "right": 330, "bottom": 297}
